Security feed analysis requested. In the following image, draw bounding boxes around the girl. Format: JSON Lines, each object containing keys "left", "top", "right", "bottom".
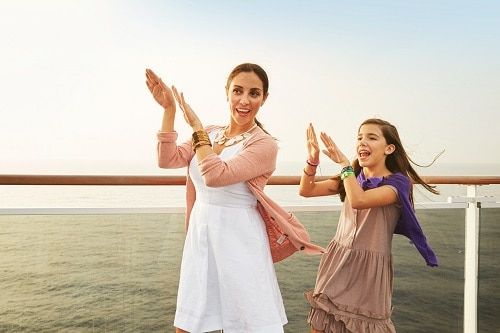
{"left": 146, "top": 64, "right": 323, "bottom": 333}
{"left": 300, "top": 119, "right": 438, "bottom": 333}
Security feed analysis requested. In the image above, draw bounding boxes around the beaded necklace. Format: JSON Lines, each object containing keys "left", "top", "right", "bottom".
{"left": 214, "top": 123, "right": 258, "bottom": 147}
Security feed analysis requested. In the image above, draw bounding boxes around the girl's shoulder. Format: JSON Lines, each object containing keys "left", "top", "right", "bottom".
{"left": 382, "top": 172, "right": 411, "bottom": 193}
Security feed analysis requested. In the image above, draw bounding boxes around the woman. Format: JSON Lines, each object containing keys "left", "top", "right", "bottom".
{"left": 300, "top": 120, "right": 438, "bottom": 333}
{"left": 146, "top": 63, "right": 323, "bottom": 333}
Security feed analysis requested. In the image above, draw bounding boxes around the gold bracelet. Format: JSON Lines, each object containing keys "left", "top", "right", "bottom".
{"left": 193, "top": 140, "right": 212, "bottom": 151}
{"left": 303, "top": 168, "right": 316, "bottom": 177}
{"left": 192, "top": 130, "right": 210, "bottom": 142}
{"left": 192, "top": 130, "right": 211, "bottom": 151}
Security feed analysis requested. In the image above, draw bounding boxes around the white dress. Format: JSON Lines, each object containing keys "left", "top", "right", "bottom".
{"left": 174, "top": 136, "right": 287, "bottom": 333}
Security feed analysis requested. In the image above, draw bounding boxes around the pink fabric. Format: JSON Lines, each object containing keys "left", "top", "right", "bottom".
{"left": 305, "top": 195, "right": 400, "bottom": 332}
{"left": 157, "top": 126, "right": 325, "bottom": 259}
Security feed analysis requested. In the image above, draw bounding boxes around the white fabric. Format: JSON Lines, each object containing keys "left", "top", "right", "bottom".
{"left": 174, "top": 137, "right": 287, "bottom": 333}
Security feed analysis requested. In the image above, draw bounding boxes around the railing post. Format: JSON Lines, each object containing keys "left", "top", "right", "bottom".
{"left": 464, "top": 185, "right": 479, "bottom": 333}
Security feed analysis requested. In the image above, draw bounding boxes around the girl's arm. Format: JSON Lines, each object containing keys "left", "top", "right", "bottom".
{"left": 342, "top": 174, "right": 398, "bottom": 209}
{"left": 320, "top": 132, "right": 398, "bottom": 209}
{"left": 299, "top": 169, "right": 341, "bottom": 197}
{"left": 299, "top": 123, "right": 340, "bottom": 197}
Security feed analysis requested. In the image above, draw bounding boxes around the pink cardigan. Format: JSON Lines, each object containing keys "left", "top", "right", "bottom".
{"left": 157, "top": 126, "right": 325, "bottom": 259}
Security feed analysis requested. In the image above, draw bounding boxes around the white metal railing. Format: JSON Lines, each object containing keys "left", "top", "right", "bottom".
{"left": 1, "top": 174, "right": 499, "bottom": 333}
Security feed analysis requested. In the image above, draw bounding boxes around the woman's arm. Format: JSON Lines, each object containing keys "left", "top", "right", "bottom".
{"left": 146, "top": 69, "right": 194, "bottom": 168}
{"left": 157, "top": 132, "right": 194, "bottom": 169}
{"left": 199, "top": 136, "right": 278, "bottom": 187}
{"left": 145, "top": 68, "right": 176, "bottom": 132}
{"left": 171, "top": 87, "right": 278, "bottom": 186}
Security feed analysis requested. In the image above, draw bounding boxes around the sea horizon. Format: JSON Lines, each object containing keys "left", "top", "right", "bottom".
{"left": 1, "top": 161, "right": 498, "bottom": 209}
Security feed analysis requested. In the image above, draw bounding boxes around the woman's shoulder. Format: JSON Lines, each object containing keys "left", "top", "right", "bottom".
{"left": 246, "top": 126, "right": 278, "bottom": 150}
{"left": 204, "top": 124, "right": 223, "bottom": 134}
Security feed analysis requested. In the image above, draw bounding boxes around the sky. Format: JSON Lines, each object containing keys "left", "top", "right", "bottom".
{"left": 0, "top": 0, "right": 499, "bottom": 175}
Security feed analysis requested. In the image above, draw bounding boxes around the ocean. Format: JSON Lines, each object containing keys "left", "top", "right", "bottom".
{"left": 0, "top": 161, "right": 499, "bottom": 332}
{"left": 1, "top": 210, "right": 499, "bottom": 332}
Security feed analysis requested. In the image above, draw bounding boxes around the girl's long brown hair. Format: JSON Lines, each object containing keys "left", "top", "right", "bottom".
{"left": 337, "top": 118, "right": 439, "bottom": 204}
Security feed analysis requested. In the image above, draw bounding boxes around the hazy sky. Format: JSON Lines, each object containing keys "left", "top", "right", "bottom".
{"left": 1, "top": 0, "right": 499, "bottom": 174}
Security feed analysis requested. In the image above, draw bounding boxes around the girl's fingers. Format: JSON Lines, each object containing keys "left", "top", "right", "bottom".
{"left": 310, "top": 124, "right": 317, "bottom": 138}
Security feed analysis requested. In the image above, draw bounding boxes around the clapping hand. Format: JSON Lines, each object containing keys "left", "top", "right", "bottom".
{"left": 320, "top": 132, "right": 350, "bottom": 166}
{"left": 145, "top": 69, "right": 176, "bottom": 111}
{"left": 172, "top": 87, "right": 203, "bottom": 131}
{"left": 306, "top": 123, "right": 320, "bottom": 165}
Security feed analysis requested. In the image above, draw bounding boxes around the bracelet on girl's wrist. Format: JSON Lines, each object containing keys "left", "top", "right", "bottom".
{"left": 340, "top": 165, "right": 354, "bottom": 180}
{"left": 340, "top": 165, "right": 353, "bottom": 174}
{"left": 306, "top": 159, "right": 319, "bottom": 167}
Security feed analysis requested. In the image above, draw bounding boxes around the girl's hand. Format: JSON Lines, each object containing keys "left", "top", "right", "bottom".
{"left": 306, "top": 123, "right": 320, "bottom": 164}
{"left": 172, "top": 87, "right": 203, "bottom": 131}
{"left": 145, "top": 68, "right": 176, "bottom": 111}
{"left": 320, "top": 132, "right": 350, "bottom": 166}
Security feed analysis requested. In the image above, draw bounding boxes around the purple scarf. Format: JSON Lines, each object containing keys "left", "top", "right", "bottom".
{"left": 358, "top": 171, "right": 438, "bottom": 267}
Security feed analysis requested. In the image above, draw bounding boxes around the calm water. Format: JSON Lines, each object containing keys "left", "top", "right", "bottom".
{"left": 0, "top": 162, "right": 499, "bottom": 332}
{"left": 0, "top": 209, "right": 499, "bottom": 333}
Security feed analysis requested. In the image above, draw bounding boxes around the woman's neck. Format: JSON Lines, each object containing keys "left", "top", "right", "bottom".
{"left": 226, "top": 122, "right": 257, "bottom": 137}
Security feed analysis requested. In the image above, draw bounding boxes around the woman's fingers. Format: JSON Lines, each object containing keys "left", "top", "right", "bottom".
{"left": 172, "top": 86, "right": 183, "bottom": 107}
{"left": 171, "top": 87, "right": 195, "bottom": 124}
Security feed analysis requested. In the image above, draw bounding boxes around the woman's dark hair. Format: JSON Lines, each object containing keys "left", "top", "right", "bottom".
{"left": 226, "top": 63, "right": 270, "bottom": 134}
{"left": 337, "top": 118, "right": 439, "bottom": 204}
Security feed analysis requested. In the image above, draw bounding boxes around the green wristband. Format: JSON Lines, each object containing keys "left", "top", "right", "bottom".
{"left": 341, "top": 170, "right": 355, "bottom": 180}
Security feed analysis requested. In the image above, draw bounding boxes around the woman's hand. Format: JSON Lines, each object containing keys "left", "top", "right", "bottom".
{"left": 320, "top": 132, "right": 350, "bottom": 167}
{"left": 145, "top": 68, "right": 176, "bottom": 111}
{"left": 172, "top": 87, "right": 203, "bottom": 131}
{"left": 306, "top": 123, "right": 320, "bottom": 164}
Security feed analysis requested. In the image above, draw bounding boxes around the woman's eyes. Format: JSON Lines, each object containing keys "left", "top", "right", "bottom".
{"left": 232, "top": 89, "right": 261, "bottom": 98}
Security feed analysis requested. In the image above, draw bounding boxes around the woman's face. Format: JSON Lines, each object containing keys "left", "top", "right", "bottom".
{"left": 226, "top": 71, "right": 267, "bottom": 128}
{"left": 356, "top": 124, "right": 394, "bottom": 168}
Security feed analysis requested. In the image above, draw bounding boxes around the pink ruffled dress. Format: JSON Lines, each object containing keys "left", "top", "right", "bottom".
{"left": 305, "top": 190, "right": 400, "bottom": 333}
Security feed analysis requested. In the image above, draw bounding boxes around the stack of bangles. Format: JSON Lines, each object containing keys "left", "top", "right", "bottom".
{"left": 192, "top": 130, "right": 212, "bottom": 151}
{"left": 340, "top": 165, "right": 355, "bottom": 180}
{"left": 303, "top": 159, "right": 318, "bottom": 176}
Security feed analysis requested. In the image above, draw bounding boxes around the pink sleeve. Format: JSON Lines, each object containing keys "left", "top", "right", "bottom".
{"left": 199, "top": 136, "right": 278, "bottom": 187}
{"left": 157, "top": 131, "right": 194, "bottom": 168}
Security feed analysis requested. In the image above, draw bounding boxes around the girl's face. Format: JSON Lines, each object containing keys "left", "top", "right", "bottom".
{"left": 356, "top": 124, "right": 394, "bottom": 168}
{"left": 226, "top": 71, "right": 267, "bottom": 129}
